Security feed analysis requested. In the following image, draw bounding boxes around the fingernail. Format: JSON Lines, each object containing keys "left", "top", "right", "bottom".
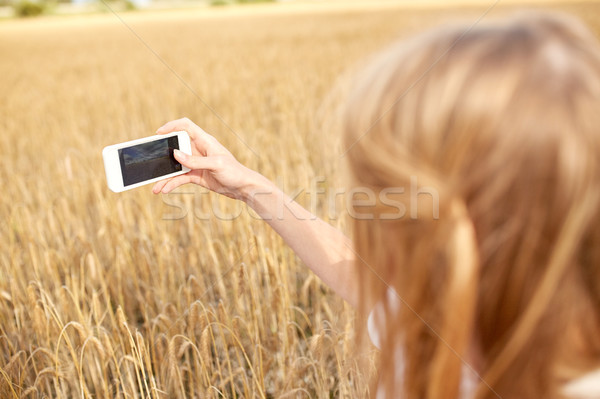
{"left": 174, "top": 149, "right": 186, "bottom": 160}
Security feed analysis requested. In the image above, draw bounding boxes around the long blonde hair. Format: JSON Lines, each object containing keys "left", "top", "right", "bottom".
{"left": 344, "top": 11, "right": 600, "bottom": 399}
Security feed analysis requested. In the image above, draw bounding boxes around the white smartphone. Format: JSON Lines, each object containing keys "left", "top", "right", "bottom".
{"left": 102, "top": 131, "right": 192, "bottom": 193}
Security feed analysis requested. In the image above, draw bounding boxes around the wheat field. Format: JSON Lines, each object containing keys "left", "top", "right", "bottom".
{"left": 1, "top": 1, "right": 599, "bottom": 398}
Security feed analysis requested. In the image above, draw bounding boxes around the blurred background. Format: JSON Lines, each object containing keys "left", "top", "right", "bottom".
{"left": 1, "top": 0, "right": 599, "bottom": 398}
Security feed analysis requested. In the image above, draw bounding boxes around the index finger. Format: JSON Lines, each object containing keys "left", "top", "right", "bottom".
{"left": 156, "top": 117, "right": 226, "bottom": 155}
{"left": 156, "top": 117, "right": 214, "bottom": 152}
{"left": 156, "top": 117, "right": 201, "bottom": 139}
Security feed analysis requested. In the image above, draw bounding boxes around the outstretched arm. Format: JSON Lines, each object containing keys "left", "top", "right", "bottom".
{"left": 152, "top": 118, "right": 359, "bottom": 308}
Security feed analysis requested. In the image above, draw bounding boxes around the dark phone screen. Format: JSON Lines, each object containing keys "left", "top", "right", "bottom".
{"left": 119, "top": 136, "right": 181, "bottom": 186}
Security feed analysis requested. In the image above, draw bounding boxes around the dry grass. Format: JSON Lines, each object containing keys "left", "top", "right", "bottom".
{"left": 1, "top": 1, "right": 600, "bottom": 398}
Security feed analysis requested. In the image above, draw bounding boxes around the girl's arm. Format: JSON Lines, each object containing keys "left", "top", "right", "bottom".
{"left": 152, "top": 118, "right": 359, "bottom": 308}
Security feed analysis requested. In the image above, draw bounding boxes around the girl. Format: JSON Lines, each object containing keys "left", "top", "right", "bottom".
{"left": 152, "top": 11, "right": 600, "bottom": 399}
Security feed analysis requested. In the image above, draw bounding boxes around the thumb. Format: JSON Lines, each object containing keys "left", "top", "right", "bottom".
{"left": 174, "top": 149, "right": 216, "bottom": 171}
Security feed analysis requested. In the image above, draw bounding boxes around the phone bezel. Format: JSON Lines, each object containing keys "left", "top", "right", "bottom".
{"left": 102, "top": 131, "right": 192, "bottom": 193}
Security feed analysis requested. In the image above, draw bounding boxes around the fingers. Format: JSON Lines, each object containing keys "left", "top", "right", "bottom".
{"left": 174, "top": 149, "right": 219, "bottom": 171}
{"left": 159, "top": 174, "right": 197, "bottom": 194}
{"left": 156, "top": 117, "right": 227, "bottom": 155}
{"left": 151, "top": 172, "right": 200, "bottom": 194}
{"left": 151, "top": 150, "right": 221, "bottom": 194}
{"left": 156, "top": 117, "right": 196, "bottom": 135}
{"left": 151, "top": 174, "right": 196, "bottom": 194}
{"left": 156, "top": 117, "right": 207, "bottom": 143}
{"left": 152, "top": 178, "right": 170, "bottom": 194}
{"left": 156, "top": 118, "right": 204, "bottom": 146}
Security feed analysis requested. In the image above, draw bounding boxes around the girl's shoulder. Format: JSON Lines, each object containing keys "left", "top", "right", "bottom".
{"left": 366, "top": 287, "right": 600, "bottom": 399}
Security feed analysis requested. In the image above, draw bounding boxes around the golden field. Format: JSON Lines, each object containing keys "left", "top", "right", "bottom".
{"left": 1, "top": 1, "right": 600, "bottom": 397}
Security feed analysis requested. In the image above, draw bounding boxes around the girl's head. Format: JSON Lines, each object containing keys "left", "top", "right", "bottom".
{"left": 344, "top": 12, "right": 600, "bottom": 399}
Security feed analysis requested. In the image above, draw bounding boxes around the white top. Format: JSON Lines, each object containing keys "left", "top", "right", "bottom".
{"left": 367, "top": 288, "right": 600, "bottom": 399}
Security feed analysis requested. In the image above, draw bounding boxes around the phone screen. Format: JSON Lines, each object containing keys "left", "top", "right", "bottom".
{"left": 118, "top": 136, "right": 182, "bottom": 186}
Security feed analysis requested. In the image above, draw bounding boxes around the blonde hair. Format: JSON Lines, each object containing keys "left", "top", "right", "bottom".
{"left": 344, "top": 12, "right": 600, "bottom": 399}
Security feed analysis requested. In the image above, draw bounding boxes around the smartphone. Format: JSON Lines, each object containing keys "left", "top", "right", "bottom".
{"left": 102, "top": 131, "right": 192, "bottom": 192}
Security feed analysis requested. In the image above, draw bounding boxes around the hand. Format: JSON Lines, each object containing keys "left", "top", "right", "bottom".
{"left": 152, "top": 118, "right": 264, "bottom": 201}
{"left": 153, "top": 122, "right": 358, "bottom": 309}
